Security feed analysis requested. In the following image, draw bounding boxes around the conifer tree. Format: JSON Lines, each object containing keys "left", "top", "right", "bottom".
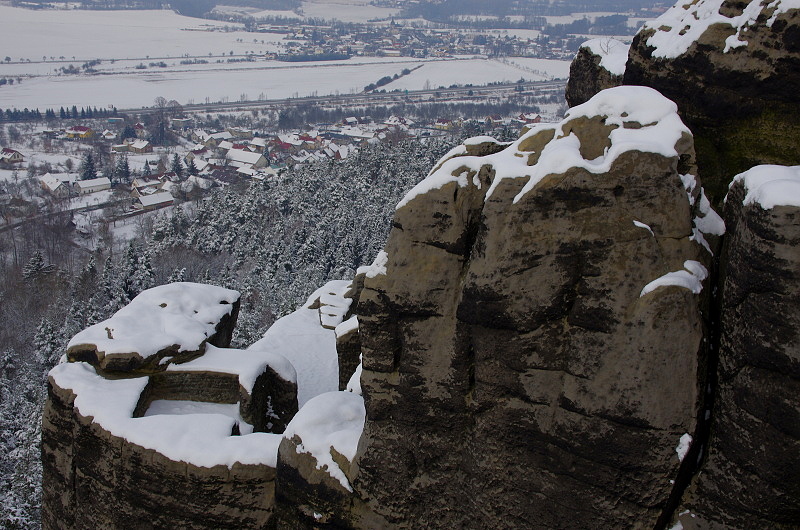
{"left": 79, "top": 152, "right": 97, "bottom": 180}
{"left": 170, "top": 153, "right": 184, "bottom": 179}
{"left": 22, "top": 251, "right": 46, "bottom": 281}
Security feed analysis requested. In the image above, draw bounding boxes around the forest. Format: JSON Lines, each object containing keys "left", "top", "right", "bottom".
{"left": 0, "top": 135, "right": 458, "bottom": 528}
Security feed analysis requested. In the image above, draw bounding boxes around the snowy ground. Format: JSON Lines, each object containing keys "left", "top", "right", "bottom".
{"left": 215, "top": 0, "right": 400, "bottom": 23}
{"left": 0, "top": 56, "right": 570, "bottom": 109}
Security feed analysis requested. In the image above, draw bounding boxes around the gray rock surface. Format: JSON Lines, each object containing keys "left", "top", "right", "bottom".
{"left": 677, "top": 173, "right": 800, "bottom": 527}
{"left": 350, "top": 90, "right": 713, "bottom": 528}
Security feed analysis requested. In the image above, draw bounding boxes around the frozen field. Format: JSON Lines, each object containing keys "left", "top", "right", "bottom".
{"left": 0, "top": 56, "right": 570, "bottom": 110}
{"left": 0, "top": 7, "right": 275, "bottom": 63}
{"left": 0, "top": 6, "right": 570, "bottom": 110}
{"left": 214, "top": 0, "right": 400, "bottom": 23}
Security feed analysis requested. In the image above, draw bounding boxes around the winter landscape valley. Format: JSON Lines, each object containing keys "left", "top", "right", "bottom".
{"left": 1, "top": 0, "right": 799, "bottom": 528}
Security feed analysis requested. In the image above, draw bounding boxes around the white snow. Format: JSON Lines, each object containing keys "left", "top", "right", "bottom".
{"left": 318, "top": 283, "right": 353, "bottom": 330}
{"left": 361, "top": 250, "right": 388, "bottom": 279}
{"left": 68, "top": 282, "right": 239, "bottom": 361}
{"left": 49, "top": 361, "right": 282, "bottom": 467}
{"left": 581, "top": 38, "right": 630, "bottom": 76}
{"left": 334, "top": 315, "right": 359, "bottom": 339}
{"left": 282, "top": 391, "right": 366, "bottom": 491}
{"left": 167, "top": 344, "right": 297, "bottom": 392}
{"left": 248, "top": 281, "right": 348, "bottom": 407}
{"left": 144, "top": 399, "right": 254, "bottom": 434}
{"left": 633, "top": 220, "right": 654, "bottom": 236}
{"left": 642, "top": 0, "right": 800, "bottom": 59}
{"left": 675, "top": 432, "right": 693, "bottom": 462}
{"left": 397, "top": 86, "right": 691, "bottom": 210}
{"left": 729, "top": 165, "right": 800, "bottom": 209}
{"left": 640, "top": 260, "right": 709, "bottom": 297}
{"left": 346, "top": 360, "right": 362, "bottom": 396}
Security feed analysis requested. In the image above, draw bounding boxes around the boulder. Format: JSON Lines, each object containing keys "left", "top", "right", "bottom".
{"left": 66, "top": 282, "right": 240, "bottom": 374}
{"left": 565, "top": 38, "right": 628, "bottom": 107}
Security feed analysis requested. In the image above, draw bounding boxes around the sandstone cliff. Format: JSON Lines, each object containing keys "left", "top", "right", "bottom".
{"left": 269, "top": 86, "right": 725, "bottom": 528}
{"left": 674, "top": 166, "right": 800, "bottom": 528}
{"left": 567, "top": 0, "right": 800, "bottom": 204}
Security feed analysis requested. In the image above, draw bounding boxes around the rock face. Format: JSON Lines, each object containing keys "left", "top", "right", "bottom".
{"left": 347, "top": 87, "right": 717, "bottom": 528}
{"left": 565, "top": 38, "right": 628, "bottom": 107}
{"left": 677, "top": 166, "right": 800, "bottom": 527}
{"left": 622, "top": 0, "right": 800, "bottom": 204}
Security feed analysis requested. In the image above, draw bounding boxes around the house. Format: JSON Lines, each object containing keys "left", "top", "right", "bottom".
{"left": 226, "top": 149, "right": 267, "bottom": 168}
{"left": 518, "top": 112, "right": 542, "bottom": 124}
{"left": 101, "top": 130, "right": 117, "bottom": 141}
{"left": 107, "top": 117, "right": 124, "bottom": 125}
{"left": 75, "top": 177, "right": 111, "bottom": 195}
{"left": 39, "top": 173, "right": 72, "bottom": 198}
{"left": 136, "top": 191, "right": 174, "bottom": 211}
{"left": 134, "top": 123, "right": 147, "bottom": 138}
{"left": 131, "top": 175, "right": 163, "bottom": 193}
{"left": 0, "top": 148, "right": 24, "bottom": 168}
{"left": 226, "top": 127, "right": 253, "bottom": 140}
{"left": 65, "top": 126, "right": 94, "bottom": 140}
{"left": 247, "top": 137, "right": 268, "bottom": 153}
{"left": 128, "top": 139, "right": 152, "bottom": 154}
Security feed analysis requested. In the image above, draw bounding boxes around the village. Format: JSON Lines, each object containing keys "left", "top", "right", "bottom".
{"left": 0, "top": 95, "right": 552, "bottom": 249}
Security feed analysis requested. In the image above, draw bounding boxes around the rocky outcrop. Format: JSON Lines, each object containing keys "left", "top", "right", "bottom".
{"left": 42, "top": 282, "right": 303, "bottom": 530}
{"left": 565, "top": 38, "right": 628, "bottom": 107}
{"left": 674, "top": 166, "right": 800, "bottom": 527}
{"left": 332, "top": 87, "right": 720, "bottom": 528}
{"left": 622, "top": 0, "right": 800, "bottom": 204}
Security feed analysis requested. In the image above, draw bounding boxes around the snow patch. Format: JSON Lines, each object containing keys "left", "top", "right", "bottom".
{"left": 676, "top": 433, "right": 693, "bottom": 462}
{"left": 362, "top": 250, "right": 389, "bottom": 279}
{"left": 67, "top": 282, "right": 239, "bottom": 360}
{"left": 249, "top": 281, "right": 348, "bottom": 407}
{"left": 282, "top": 391, "right": 366, "bottom": 491}
{"left": 643, "top": 0, "right": 800, "bottom": 59}
{"left": 397, "top": 86, "right": 691, "bottom": 210}
{"left": 335, "top": 316, "right": 359, "bottom": 339}
{"left": 167, "top": 344, "right": 296, "bottom": 393}
{"left": 729, "top": 165, "right": 800, "bottom": 209}
{"left": 640, "top": 260, "right": 708, "bottom": 297}
{"left": 633, "top": 220, "right": 654, "bottom": 236}
{"left": 581, "top": 38, "right": 630, "bottom": 76}
{"left": 49, "top": 362, "right": 282, "bottom": 468}
{"left": 346, "top": 359, "right": 362, "bottom": 396}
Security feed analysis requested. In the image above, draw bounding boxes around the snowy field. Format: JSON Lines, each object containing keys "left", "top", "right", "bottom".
{"left": 0, "top": 56, "right": 570, "bottom": 110}
{"left": 214, "top": 0, "right": 400, "bottom": 23}
{"left": 0, "top": 7, "right": 272, "bottom": 63}
{"left": 0, "top": 6, "right": 571, "bottom": 110}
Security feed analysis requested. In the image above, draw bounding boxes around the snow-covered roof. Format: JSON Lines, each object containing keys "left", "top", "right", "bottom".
{"left": 227, "top": 149, "right": 264, "bottom": 165}
{"left": 130, "top": 139, "right": 150, "bottom": 150}
{"left": 39, "top": 172, "right": 65, "bottom": 192}
{"left": 218, "top": 140, "right": 234, "bottom": 151}
{"left": 139, "top": 190, "right": 174, "bottom": 207}
{"left": 77, "top": 177, "right": 111, "bottom": 188}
